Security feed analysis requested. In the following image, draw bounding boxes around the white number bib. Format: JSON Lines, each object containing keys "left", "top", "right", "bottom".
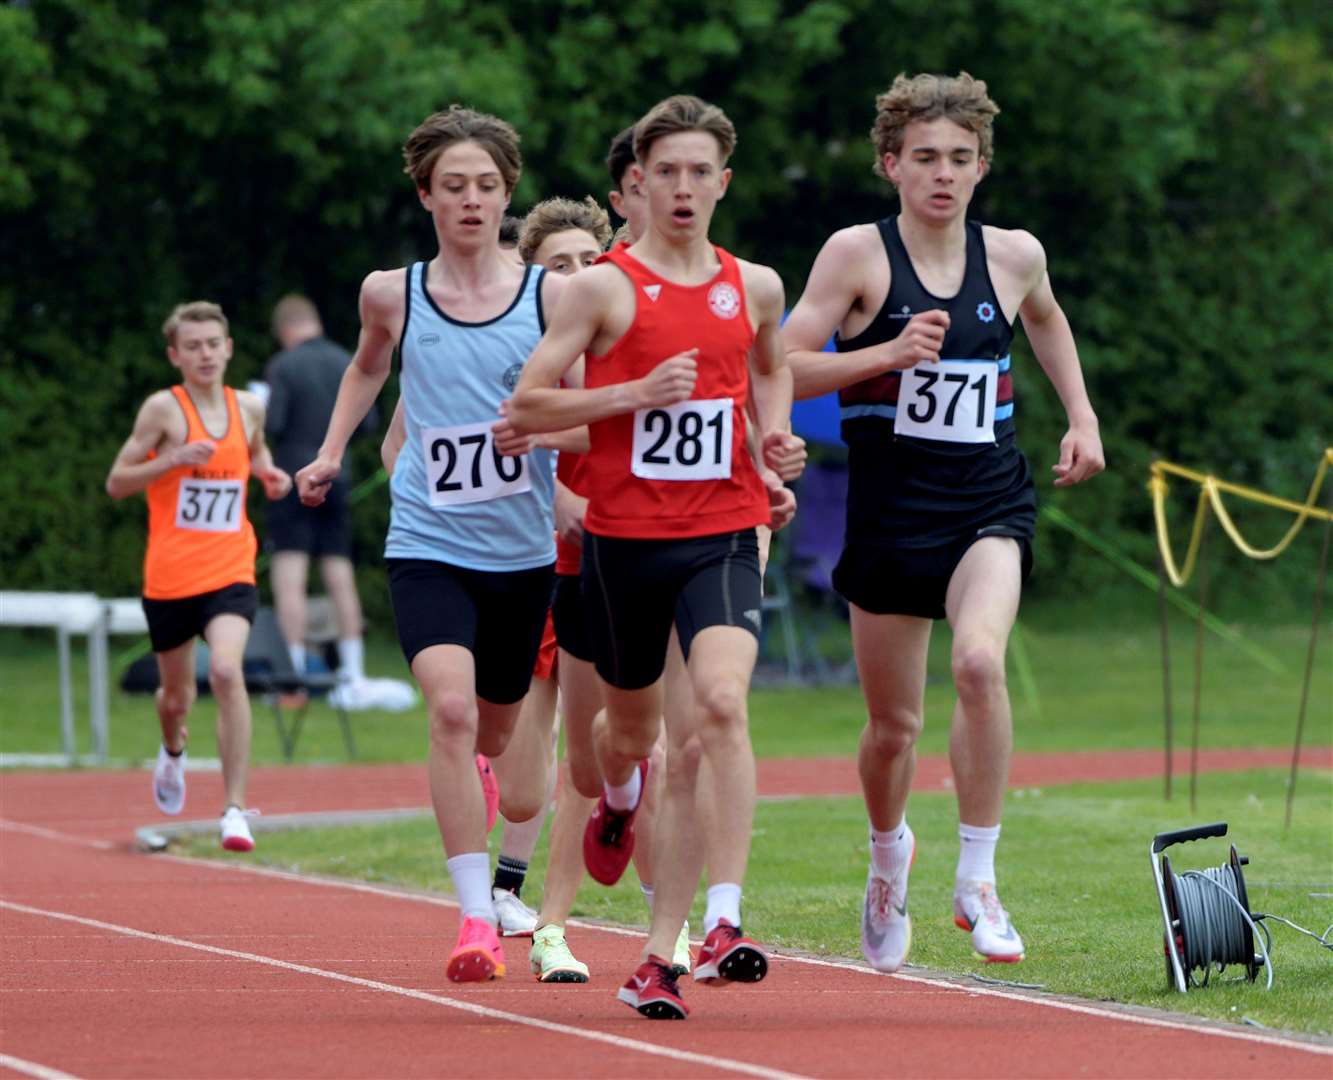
{"left": 631, "top": 398, "right": 733, "bottom": 481}
{"left": 422, "top": 420, "right": 530, "bottom": 507}
{"left": 175, "top": 479, "right": 243, "bottom": 532}
{"left": 894, "top": 360, "right": 999, "bottom": 444}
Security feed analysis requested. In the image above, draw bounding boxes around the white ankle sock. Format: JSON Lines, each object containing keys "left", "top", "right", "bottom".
{"left": 956, "top": 822, "right": 1001, "bottom": 885}
{"left": 604, "top": 766, "right": 642, "bottom": 812}
{"left": 446, "top": 851, "right": 496, "bottom": 924}
{"left": 869, "top": 819, "right": 912, "bottom": 878}
{"left": 337, "top": 637, "right": 365, "bottom": 682}
{"left": 287, "top": 643, "right": 306, "bottom": 675}
{"left": 703, "top": 883, "right": 742, "bottom": 932}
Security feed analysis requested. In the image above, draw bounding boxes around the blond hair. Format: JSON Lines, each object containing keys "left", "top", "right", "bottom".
{"left": 871, "top": 72, "right": 999, "bottom": 179}
{"left": 519, "top": 196, "right": 613, "bottom": 264}
{"left": 402, "top": 106, "right": 522, "bottom": 193}
{"left": 634, "top": 95, "right": 736, "bottom": 165}
{"left": 162, "top": 301, "right": 228, "bottom": 347}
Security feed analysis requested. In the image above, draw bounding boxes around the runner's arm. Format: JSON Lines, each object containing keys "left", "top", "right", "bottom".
{"left": 297, "top": 270, "right": 399, "bottom": 503}
{"left": 105, "top": 393, "right": 204, "bottom": 498}
{"left": 1017, "top": 239, "right": 1104, "bottom": 486}
{"left": 744, "top": 264, "right": 806, "bottom": 482}
{"left": 239, "top": 391, "right": 292, "bottom": 500}
{"left": 509, "top": 269, "right": 694, "bottom": 433}
{"left": 785, "top": 228, "right": 942, "bottom": 398}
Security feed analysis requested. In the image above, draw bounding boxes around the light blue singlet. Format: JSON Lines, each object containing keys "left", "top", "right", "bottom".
{"left": 385, "top": 260, "right": 556, "bottom": 571}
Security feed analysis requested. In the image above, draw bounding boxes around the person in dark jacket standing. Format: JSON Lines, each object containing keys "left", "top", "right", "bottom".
{"left": 266, "top": 294, "right": 378, "bottom": 697}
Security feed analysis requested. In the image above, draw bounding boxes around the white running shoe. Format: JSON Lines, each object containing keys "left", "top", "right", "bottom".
{"left": 671, "top": 920, "right": 692, "bottom": 976}
{"left": 953, "top": 879, "right": 1025, "bottom": 962}
{"left": 220, "top": 805, "right": 257, "bottom": 852}
{"left": 493, "top": 887, "right": 539, "bottom": 937}
{"left": 152, "top": 744, "right": 186, "bottom": 816}
{"left": 861, "top": 828, "right": 915, "bottom": 973}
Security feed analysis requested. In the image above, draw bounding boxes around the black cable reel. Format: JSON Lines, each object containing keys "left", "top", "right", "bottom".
{"left": 1150, "top": 822, "right": 1269, "bottom": 992}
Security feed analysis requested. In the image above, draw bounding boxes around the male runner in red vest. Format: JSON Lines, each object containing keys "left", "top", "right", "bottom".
{"left": 510, "top": 94, "right": 804, "bottom": 1019}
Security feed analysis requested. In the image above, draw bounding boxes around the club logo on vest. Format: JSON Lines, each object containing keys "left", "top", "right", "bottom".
{"left": 502, "top": 363, "right": 524, "bottom": 391}
{"left": 707, "top": 281, "right": 741, "bottom": 320}
{"left": 889, "top": 305, "right": 913, "bottom": 320}
{"left": 976, "top": 302, "right": 996, "bottom": 323}
{"left": 643, "top": 284, "right": 662, "bottom": 302}
{"left": 418, "top": 333, "right": 441, "bottom": 347}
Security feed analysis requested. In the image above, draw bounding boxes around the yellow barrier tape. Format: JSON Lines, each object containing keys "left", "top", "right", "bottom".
{"left": 1151, "top": 448, "right": 1333, "bottom": 587}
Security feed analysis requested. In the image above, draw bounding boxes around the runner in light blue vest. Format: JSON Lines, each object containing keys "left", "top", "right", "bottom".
{"left": 295, "top": 106, "right": 573, "bottom": 986}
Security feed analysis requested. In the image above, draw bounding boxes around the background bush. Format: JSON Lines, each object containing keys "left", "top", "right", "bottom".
{"left": 3, "top": 0, "right": 1328, "bottom": 622}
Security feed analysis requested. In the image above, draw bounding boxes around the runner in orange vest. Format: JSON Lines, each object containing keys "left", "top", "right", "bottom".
{"left": 106, "top": 301, "right": 292, "bottom": 851}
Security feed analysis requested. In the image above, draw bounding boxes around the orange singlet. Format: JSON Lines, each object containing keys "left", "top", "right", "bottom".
{"left": 143, "top": 386, "right": 257, "bottom": 600}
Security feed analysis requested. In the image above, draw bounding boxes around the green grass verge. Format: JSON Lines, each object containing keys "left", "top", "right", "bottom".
{"left": 3, "top": 603, "right": 1329, "bottom": 764}
{"left": 180, "top": 768, "right": 1333, "bottom": 1036}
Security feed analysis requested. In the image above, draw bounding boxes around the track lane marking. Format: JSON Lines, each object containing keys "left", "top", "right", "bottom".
{"left": 0, "top": 1052, "right": 80, "bottom": 1080}
{"left": 0, "top": 900, "right": 806, "bottom": 1080}
{"left": 5, "top": 818, "right": 1331, "bottom": 1058}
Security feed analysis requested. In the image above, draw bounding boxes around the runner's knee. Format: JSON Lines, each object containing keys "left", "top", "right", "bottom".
{"left": 158, "top": 684, "right": 195, "bottom": 721}
{"left": 428, "top": 691, "right": 478, "bottom": 747}
{"left": 207, "top": 656, "right": 244, "bottom": 698}
{"left": 863, "top": 707, "right": 922, "bottom": 756}
{"left": 952, "top": 642, "right": 1006, "bottom": 705}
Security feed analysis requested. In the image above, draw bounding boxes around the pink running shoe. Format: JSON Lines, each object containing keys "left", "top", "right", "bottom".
{"left": 617, "top": 955, "right": 689, "bottom": 1019}
{"left": 693, "top": 919, "right": 768, "bottom": 984}
{"left": 582, "top": 760, "right": 647, "bottom": 886}
{"left": 447, "top": 916, "right": 506, "bottom": 983}
{"left": 476, "top": 754, "right": 500, "bottom": 833}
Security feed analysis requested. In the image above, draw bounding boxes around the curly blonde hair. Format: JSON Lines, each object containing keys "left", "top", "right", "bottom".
{"left": 518, "top": 196, "right": 613, "bottom": 264}
{"left": 871, "top": 72, "right": 999, "bottom": 179}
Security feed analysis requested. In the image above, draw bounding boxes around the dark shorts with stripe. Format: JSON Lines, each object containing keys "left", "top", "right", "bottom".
{"left": 580, "top": 529, "right": 762, "bottom": 691}
{"left": 835, "top": 428, "right": 1036, "bottom": 620}
{"left": 141, "top": 583, "right": 259, "bottom": 654}
{"left": 386, "top": 558, "right": 555, "bottom": 705}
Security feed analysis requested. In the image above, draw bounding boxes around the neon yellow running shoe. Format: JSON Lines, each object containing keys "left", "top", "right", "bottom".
{"left": 671, "top": 920, "right": 692, "bottom": 976}
{"left": 529, "top": 924, "right": 590, "bottom": 983}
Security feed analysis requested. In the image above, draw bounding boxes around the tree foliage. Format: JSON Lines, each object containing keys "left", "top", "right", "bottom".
{"left": 2, "top": 0, "right": 1328, "bottom": 616}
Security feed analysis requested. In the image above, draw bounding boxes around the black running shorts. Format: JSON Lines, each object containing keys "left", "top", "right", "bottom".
{"left": 580, "top": 529, "right": 762, "bottom": 691}
{"left": 386, "top": 558, "right": 555, "bottom": 705}
{"left": 265, "top": 484, "right": 353, "bottom": 559}
{"left": 141, "top": 582, "right": 259, "bottom": 654}
{"left": 551, "top": 572, "right": 595, "bottom": 664}
{"left": 833, "top": 530, "right": 1032, "bottom": 621}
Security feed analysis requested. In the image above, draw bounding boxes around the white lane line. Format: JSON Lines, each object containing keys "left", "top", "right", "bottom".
{"left": 0, "top": 820, "right": 113, "bottom": 851}
{"left": 8, "top": 822, "right": 1333, "bottom": 1058}
{"left": 150, "top": 852, "right": 1333, "bottom": 1057}
{"left": 0, "top": 1052, "right": 80, "bottom": 1080}
{"left": 0, "top": 900, "right": 806, "bottom": 1080}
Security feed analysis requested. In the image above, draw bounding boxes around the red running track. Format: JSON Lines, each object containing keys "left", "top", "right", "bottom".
{"left": 2, "top": 756, "right": 1330, "bottom": 1079}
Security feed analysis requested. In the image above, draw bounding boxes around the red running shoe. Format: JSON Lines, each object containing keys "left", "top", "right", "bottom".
{"left": 476, "top": 753, "right": 500, "bottom": 833}
{"left": 617, "top": 955, "right": 689, "bottom": 1019}
{"left": 582, "top": 760, "right": 646, "bottom": 886}
{"left": 446, "top": 916, "right": 506, "bottom": 983}
{"left": 693, "top": 919, "right": 768, "bottom": 984}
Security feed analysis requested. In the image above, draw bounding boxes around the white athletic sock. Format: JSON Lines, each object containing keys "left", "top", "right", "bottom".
{"left": 446, "top": 851, "right": 496, "bottom": 924}
{"left": 641, "top": 882, "right": 654, "bottom": 913}
{"left": 704, "top": 883, "right": 743, "bottom": 933}
{"left": 869, "top": 819, "right": 913, "bottom": 879}
{"left": 499, "top": 803, "right": 548, "bottom": 864}
{"left": 337, "top": 637, "right": 365, "bottom": 682}
{"left": 287, "top": 642, "right": 306, "bottom": 675}
{"left": 956, "top": 822, "right": 1001, "bottom": 886}
{"left": 604, "top": 766, "right": 642, "bottom": 813}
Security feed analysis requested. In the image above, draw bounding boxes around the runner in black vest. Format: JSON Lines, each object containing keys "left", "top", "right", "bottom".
{"left": 784, "top": 72, "right": 1103, "bottom": 973}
